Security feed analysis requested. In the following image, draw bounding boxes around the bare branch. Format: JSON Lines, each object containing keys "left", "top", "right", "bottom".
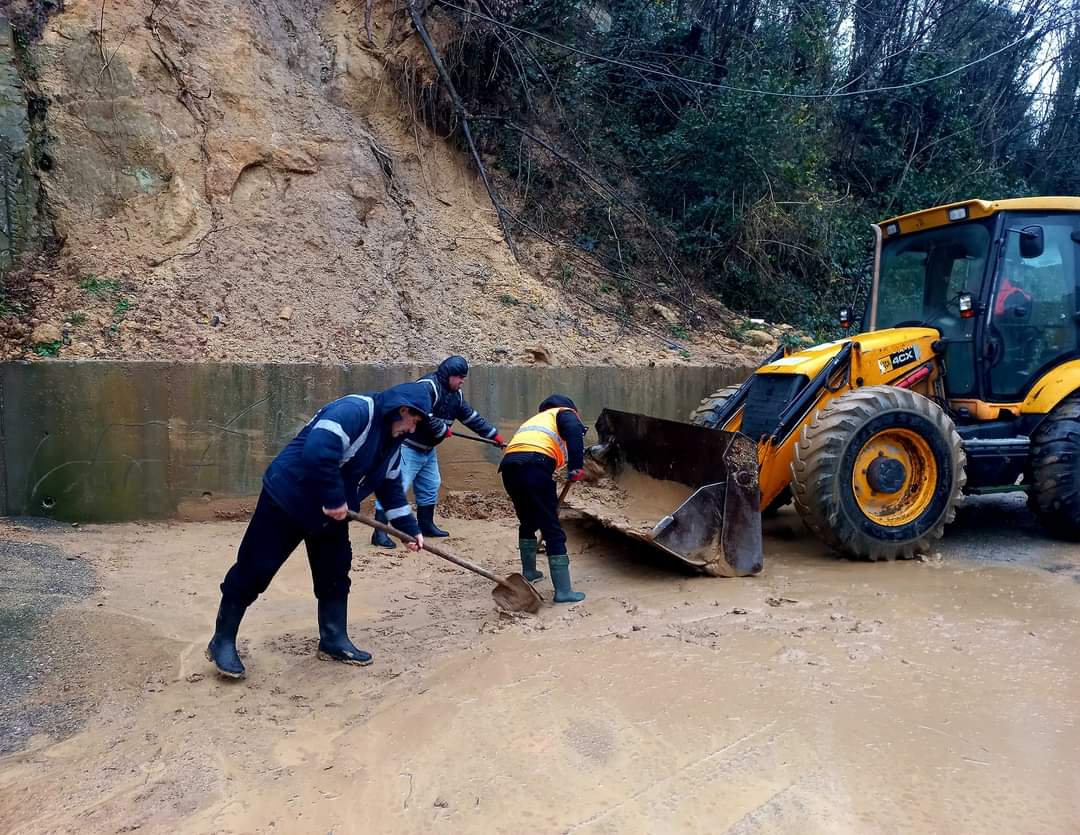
{"left": 406, "top": 0, "right": 520, "bottom": 260}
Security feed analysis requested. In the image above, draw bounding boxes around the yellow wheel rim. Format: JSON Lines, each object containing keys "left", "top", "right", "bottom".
{"left": 852, "top": 428, "right": 938, "bottom": 527}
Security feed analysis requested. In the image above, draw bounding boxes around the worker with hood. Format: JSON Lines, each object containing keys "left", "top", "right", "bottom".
{"left": 205, "top": 381, "right": 433, "bottom": 680}
{"left": 371, "top": 355, "right": 503, "bottom": 547}
{"left": 499, "top": 394, "right": 588, "bottom": 603}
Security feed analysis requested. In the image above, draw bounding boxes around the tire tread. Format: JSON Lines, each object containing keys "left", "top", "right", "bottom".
{"left": 1028, "top": 393, "right": 1080, "bottom": 541}
{"left": 790, "top": 386, "right": 966, "bottom": 561}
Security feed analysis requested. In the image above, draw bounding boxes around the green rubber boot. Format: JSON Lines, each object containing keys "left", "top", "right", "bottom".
{"left": 519, "top": 538, "right": 543, "bottom": 582}
{"left": 547, "top": 553, "right": 585, "bottom": 604}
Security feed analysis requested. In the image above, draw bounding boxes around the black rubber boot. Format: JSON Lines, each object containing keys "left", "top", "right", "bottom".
{"left": 548, "top": 554, "right": 586, "bottom": 604}
{"left": 370, "top": 508, "right": 396, "bottom": 549}
{"left": 519, "top": 538, "right": 544, "bottom": 582}
{"left": 205, "top": 597, "right": 248, "bottom": 679}
{"left": 418, "top": 504, "right": 449, "bottom": 537}
{"left": 316, "top": 598, "right": 372, "bottom": 666}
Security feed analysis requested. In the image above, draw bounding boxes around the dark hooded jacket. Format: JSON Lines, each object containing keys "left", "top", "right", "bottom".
{"left": 262, "top": 382, "right": 433, "bottom": 534}
{"left": 405, "top": 356, "right": 499, "bottom": 452}
{"left": 500, "top": 394, "right": 587, "bottom": 474}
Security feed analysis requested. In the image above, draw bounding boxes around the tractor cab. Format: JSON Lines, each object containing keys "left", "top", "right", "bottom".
{"left": 869, "top": 198, "right": 1080, "bottom": 410}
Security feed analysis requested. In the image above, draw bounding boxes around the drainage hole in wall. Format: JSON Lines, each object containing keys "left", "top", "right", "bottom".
{"left": 41, "top": 496, "right": 56, "bottom": 511}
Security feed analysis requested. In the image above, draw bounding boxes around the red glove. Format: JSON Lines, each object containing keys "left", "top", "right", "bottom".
{"left": 493, "top": 433, "right": 505, "bottom": 447}
{"left": 567, "top": 469, "right": 584, "bottom": 483}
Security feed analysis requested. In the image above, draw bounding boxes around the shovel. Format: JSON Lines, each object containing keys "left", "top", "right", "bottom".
{"left": 450, "top": 432, "right": 506, "bottom": 449}
{"left": 537, "top": 482, "right": 573, "bottom": 554}
{"left": 348, "top": 511, "right": 542, "bottom": 614}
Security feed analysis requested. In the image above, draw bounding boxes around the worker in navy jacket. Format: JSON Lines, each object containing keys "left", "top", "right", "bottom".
{"left": 206, "top": 382, "right": 433, "bottom": 680}
{"left": 371, "top": 356, "right": 503, "bottom": 546}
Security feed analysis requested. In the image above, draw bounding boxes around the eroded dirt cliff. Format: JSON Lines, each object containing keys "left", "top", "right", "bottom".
{"left": 0, "top": 0, "right": 769, "bottom": 366}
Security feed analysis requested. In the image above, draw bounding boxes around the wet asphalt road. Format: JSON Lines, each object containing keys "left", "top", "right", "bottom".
{"left": 943, "top": 492, "right": 1080, "bottom": 578}
{"left": 0, "top": 520, "right": 95, "bottom": 754}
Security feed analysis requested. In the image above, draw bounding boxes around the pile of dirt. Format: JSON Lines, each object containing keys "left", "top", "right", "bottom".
{"left": 567, "top": 471, "right": 692, "bottom": 535}
{"left": 571, "top": 479, "right": 631, "bottom": 512}
{"left": 0, "top": 0, "right": 765, "bottom": 368}
{"left": 438, "top": 490, "right": 515, "bottom": 521}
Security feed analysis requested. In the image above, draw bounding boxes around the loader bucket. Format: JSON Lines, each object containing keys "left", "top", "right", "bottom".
{"left": 567, "top": 409, "right": 763, "bottom": 577}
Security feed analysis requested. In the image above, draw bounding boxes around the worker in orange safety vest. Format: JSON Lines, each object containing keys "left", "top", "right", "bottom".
{"left": 499, "top": 395, "right": 588, "bottom": 603}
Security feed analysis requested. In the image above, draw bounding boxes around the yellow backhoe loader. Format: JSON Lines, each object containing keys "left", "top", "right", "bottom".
{"left": 571, "top": 197, "right": 1080, "bottom": 571}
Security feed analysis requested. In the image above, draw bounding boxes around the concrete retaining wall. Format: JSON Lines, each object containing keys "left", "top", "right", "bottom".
{"left": 0, "top": 361, "right": 751, "bottom": 521}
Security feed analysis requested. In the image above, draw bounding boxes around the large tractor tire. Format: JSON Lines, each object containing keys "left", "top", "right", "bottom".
{"left": 1027, "top": 393, "right": 1080, "bottom": 540}
{"left": 689, "top": 385, "right": 743, "bottom": 428}
{"left": 689, "top": 383, "right": 792, "bottom": 515}
{"left": 791, "top": 386, "right": 966, "bottom": 560}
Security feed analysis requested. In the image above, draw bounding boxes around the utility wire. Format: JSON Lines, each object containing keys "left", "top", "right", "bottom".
{"left": 437, "top": 0, "right": 1048, "bottom": 100}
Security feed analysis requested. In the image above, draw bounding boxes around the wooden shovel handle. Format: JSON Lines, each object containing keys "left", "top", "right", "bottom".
{"left": 348, "top": 510, "right": 511, "bottom": 589}
{"left": 537, "top": 482, "right": 573, "bottom": 550}
{"left": 451, "top": 433, "right": 506, "bottom": 449}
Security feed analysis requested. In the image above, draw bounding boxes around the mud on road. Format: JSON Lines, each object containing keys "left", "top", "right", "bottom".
{"left": 1, "top": 492, "right": 1078, "bottom": 834}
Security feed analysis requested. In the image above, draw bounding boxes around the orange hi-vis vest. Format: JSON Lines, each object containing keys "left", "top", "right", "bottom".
{"left": 505, "top": 408, "right": 574, "bottom": 469}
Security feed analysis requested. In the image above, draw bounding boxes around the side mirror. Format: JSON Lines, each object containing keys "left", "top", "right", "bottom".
{"left": 1020, "top": 225, "right": 1044, "bottom": 259}
{"left": 839, "top": 307, "right": 852, "bottom": 329}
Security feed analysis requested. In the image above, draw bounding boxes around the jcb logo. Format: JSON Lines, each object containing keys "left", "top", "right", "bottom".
{"left": 879, "top": 345, "right": 920, "bottom": 374}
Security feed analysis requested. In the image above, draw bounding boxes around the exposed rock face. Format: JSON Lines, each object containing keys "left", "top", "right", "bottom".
{"left": 29, "top": 321, "right": 59, "bottom": 344}
{"left": 0, "top": 1, "right": 761, "bottom": 368}
{"left": 744, "top": 329, "right": 776, "bottom": 348}
{"left": 651, "top": 302, "right": 679, "bottom": 325}
{"left": 0, "top": 18, "right": 44, "bottom": 275}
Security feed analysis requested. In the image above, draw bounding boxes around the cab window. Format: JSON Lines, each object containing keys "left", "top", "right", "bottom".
{"left": 988, "top": 215, "right": 1079, "bottom": 398}
{"left": 877, "top": 222, "right": 992, "bottom": 395}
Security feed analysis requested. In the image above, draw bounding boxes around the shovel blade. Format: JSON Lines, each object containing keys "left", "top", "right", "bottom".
{"left": 570, "top": 409, "right": 763, "bottom": 577}
{"left": 492, "top": 573, "right": 543, "bottom": 614}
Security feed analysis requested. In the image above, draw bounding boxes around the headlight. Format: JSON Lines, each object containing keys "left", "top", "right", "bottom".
{"left": 947, "top": 207, "right": 968, "bottom": 221}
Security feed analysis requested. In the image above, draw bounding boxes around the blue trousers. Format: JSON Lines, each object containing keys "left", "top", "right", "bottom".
{"left": 221, "top": 490, "right": 352, "bottom": 606}
{"left": 375, "top": 445, "right": 441, "bottom": 511}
